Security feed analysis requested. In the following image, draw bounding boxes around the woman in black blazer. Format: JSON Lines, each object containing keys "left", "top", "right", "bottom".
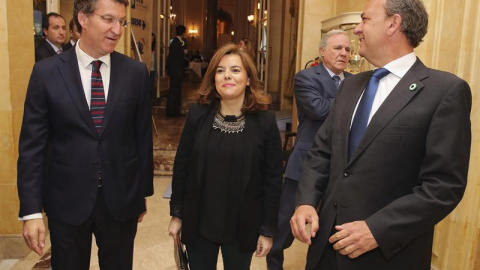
{"left": 168, "top": 44, "right": 283, "bottom": 269}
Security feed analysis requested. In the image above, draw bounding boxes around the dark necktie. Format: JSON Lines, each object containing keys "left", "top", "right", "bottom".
{"left": 332, "top": 75, "right": 341, "bottom": 89}
{"left": 348, "top": 68, "right": 390, "bottom": 159}
{"left": 90, "top": 60, "right": 106, "bottom": 134}
{"left": 56, "top": 48, "right": 62, "bottom": 54}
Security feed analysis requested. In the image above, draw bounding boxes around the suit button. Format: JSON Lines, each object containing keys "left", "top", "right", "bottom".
{"left": 334, "top": 202, "right": 337, "bottom": 208}
{"left": 99, "top": 139, "right": 104, "bottom": 144}
{"left": 344, "top": 170, "right": 350, "bottom": 177}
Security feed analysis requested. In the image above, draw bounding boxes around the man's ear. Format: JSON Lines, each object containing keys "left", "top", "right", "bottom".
{"left": 387, "top": 14, "right": 402, "bottom": 36}
{"left": 78, "top": 11, "right": 88, "bottom": 29}
{"left": 42, "top": 28, "right": 48, "bottom": 37}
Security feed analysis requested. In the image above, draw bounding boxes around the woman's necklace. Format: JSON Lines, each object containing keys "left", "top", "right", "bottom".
{"left": 212, "top": 111, "right": 245, "bottom": 133}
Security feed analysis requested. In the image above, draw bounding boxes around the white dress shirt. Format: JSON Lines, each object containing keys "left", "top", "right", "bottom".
{"left": 352, "top": 52, "right": 417, "bottom": 126}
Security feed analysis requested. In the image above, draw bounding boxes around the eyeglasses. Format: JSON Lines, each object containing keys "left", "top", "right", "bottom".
{"left": 92, "top": 13, "right": 129, "bottom": 28}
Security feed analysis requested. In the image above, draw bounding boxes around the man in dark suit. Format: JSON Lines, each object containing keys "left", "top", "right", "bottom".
{"left": 165, "top": 24, "right": 187, "bottom": 117}
{"left": 35, "top": 12, "right": 67, "bottom": 62}
{"left": 63, "top": 18, "right": 81, "bottom": 51}
{"left": 267, "top": 29, "right": 352, "bottom": 270}
{"left": 291, "top": 0, "right": 471, "bottom": 269}
{"left": 18, "top": 0, "right": 153, "bottom": 269}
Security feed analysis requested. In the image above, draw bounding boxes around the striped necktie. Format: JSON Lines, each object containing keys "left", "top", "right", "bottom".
{"left": 90, "top": 60, "right": 106, "bottom": 134}
{"left": 332, "top": 75, "right": 341, "bottom": 89}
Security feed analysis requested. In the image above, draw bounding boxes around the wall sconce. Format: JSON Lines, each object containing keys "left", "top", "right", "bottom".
{"left": 159, "top": 14, "right": 165, "bottom": 20}
{"left": 188, "top": 23, "right": 198, "bottom": 40}
{"left": 170, "top": 13, "right": 176, "bottom": 21}
{"left": 247, "top": 15, "right": 254, "bottom": 23}
{"left": 231, "top": 31, "right": 234, "bottom": 36}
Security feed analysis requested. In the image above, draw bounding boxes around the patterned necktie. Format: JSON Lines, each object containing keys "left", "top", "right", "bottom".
{"left": 332, "top": 75, "right": 341, "bottom": 89}
{"left": 90, "top": 60, "right": 106, "bottom": 134}
{"left": 56, "top": 48, "right": 62, "bottom": 54}
{"left": 348, "top": 68, "right": 390, "bottom": 159}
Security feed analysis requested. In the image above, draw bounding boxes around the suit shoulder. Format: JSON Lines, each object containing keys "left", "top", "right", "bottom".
{"left": 426, "top": 68, "right": 466, "bottom": 83}
{"left": 295, "top": 67, "right": 316, "bottom": 78}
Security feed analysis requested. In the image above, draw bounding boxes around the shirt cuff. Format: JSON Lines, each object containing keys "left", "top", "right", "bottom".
{"left": 18, "top": 213, "right": 43, "bottom": 221}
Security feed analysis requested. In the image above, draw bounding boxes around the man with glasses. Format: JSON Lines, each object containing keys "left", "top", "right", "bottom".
{"left": 18, "top": 0, "right": 153, "bottom": 269}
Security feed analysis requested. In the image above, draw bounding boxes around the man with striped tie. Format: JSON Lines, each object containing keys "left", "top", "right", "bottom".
{"left": 18, "top": 0, "right": 153, "bottom": 269}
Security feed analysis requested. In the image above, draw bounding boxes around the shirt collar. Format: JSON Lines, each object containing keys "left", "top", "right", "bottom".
{"left": 46, "top": 39, "right": 62, "bottom": 53}
{"left": 322, "top": 63, "right": 345, "bottom": 80}
{"left": 75, "top": 39, "right": 111, "bottom": 69}
{"left": 382, "top": 52, "right": 417, "bottom": 79}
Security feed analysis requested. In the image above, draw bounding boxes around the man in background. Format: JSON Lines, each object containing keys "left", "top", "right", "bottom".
{"left": 64, "top": 18, "right": 81, "bottom": 51}
{"left": 267, "top": 29, "right": 351, "bottom": 270}
{"left": 35, "top": 12, "right": 67, "bottom": 62}
{"left": 18, "top": 0, "right": 153, "bottom": 269}
{"left": 291, "top": 0, "right": 471, "bottom": 269}
{"left": 166, "top": 24, "right": 187, "bottom": 117}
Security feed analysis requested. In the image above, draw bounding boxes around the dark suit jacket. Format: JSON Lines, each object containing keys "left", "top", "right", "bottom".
{"left": 35, "top": 39, "right": 68, "bottom": 62}
{"left": 297, "top": 59, "right": 471, "bottom": 270}
{"left": 18, "top": 48, "right": 154, "bottom": 225}
{"left": 285, "top": 63, "right": 351, "bottom": 181}
{"left": 63, "top": 40, "right": 74, "bottom": 51}
{"left": 165, "top": 37, "right": 185, "bottom": 77}
{"left": 170, "top": 103, "right": 283, "bottom": 252}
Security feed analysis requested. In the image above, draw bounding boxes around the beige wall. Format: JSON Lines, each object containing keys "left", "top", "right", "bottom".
{"left": 296, "top": 0, "right": 480, "bottom": 269}
{"left": 0, "top": 0, "right": 35, "bottom": 259}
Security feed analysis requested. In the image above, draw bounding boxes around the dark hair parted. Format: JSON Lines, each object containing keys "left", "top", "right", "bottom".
{"left": 175, "top": 25, "right": 186, "bottom": 36}
{"left": 385, "top": 0, "right": 428, "bottom": 48}
{"left": 43, "top": 12, "right": 65, "bottom": 30}
{"left": 197, "top": 43, "right": 271, "bottom": 112}
{"left": 73, "top": 0, "right": 129, "bottom": 33}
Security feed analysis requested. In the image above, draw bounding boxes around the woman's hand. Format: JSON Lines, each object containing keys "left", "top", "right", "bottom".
{"left": 255, "top": 235, "right": 273, "bottom": 257}
{"left": 168, "top": 217, "right": 182, "bottom": 242}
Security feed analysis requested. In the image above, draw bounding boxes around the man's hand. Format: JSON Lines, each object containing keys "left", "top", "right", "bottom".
{"left": 290, "top": 205, "right": 319, "bottom": 245}
{"left": 22, "top": 218, "right": 45, "bottom": 256}
{"left": 168, "top": 217, "right": 182, "bottom": 242}
{"left": 329, "top": 220, "right": 378, "bottom": 258}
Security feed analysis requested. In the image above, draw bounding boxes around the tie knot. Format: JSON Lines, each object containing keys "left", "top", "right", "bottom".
{"left": 372, "top": 68, "right": 390, "bottom": 80}
{"left": 332, "top": 75, "right": 341, "bottom": 88}
{"left": 92, "top": 60, "right": 102, "bottom": 72}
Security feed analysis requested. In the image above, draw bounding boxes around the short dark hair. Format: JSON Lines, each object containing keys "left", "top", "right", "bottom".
{"left": 385, "top": 0, "right": 428, "bottom": 48}
{"left": 69, "top": 18, "right": 75, "bottom": 31}
{"left": 175, "top": 25, "right": 186, "bottom": 36}
{"left": 73, "top": 0, "right": 129, "bottom": 33}
{"left": 43, "top": 12, "right": 65, "bottom": 30}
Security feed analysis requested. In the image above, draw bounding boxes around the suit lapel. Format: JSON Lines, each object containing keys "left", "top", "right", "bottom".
{"left": 100, "top": 52, "right": 127, "bottom": 136}
{"left": 196, "top": 109, "right": 216, "bottom": 186}
{"left": 58, "top": 49, "right": 98, "bottom": 136}
{"left": 347, "top": 59, "right": 428, "bottom": 164}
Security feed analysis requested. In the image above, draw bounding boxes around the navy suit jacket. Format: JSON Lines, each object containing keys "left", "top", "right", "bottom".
{"left": 297, "top": 59, "right": 471, "bottom": 270}
{"left": 35, "top": 39, "right": 68, "bottom": 62}
{"left": 18, "top": 48, "right": 154, "bottom": 225}
{"left": 285, "top": 63, "right": 351, "bottom": 181}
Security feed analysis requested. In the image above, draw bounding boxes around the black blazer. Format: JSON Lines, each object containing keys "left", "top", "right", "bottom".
{"left": 297, "top": 59, "right": 471, "bottom": 270}
{"left": 35, "top": 39, "right": 68, "bottom": 62}
{"left": 170, "top": 103, "right": 283, "bottom": 252}
{"left": 165, "top": 37, "right": 185, "bottom": 77}
{"left": 18, "top": 48, "right": 154, "bottom": 225}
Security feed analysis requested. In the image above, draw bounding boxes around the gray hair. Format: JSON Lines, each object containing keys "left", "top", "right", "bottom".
{"left": 319, "top": 29, "right": 347, "bottom": 49}
{"left": 385, "top": 0, "right": 428, "bottom": 48}
{"left": 73, "top": 0, "right": 129, "bottom": 33}
{"left": 318, "top": 29, "right": 348, "bottom": 60}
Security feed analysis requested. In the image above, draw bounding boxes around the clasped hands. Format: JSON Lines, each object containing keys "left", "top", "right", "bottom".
{"left": 290, "top": 205, "right": 378, "bottom": 259}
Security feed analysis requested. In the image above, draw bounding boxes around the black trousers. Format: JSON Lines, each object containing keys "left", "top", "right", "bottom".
{"left": 48, "top": 189, "right": 138, "bottom": 270}
{"left": 166, "top": 75, "right": 183, "bottom": 116}
{"left": 266, "top": 178, "right": 298, "bottom": 270}
{"left": 186, "top": 234, "right": 253, "bottom": 270}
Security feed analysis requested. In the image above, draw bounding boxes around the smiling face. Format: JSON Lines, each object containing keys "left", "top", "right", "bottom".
{"left": 215, "top": 54, "right": 250, "bottom": 104}
{"left": 78, "top": 0, "right": 126, "bottom": 58}
{"left": 321, "top": 33, "right": 351, "bottom": 75}
{"left": 354, "top": 0, "right": 390, "bottom": 64}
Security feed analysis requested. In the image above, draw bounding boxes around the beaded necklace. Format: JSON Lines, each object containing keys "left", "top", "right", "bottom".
{"left": 212, "top": 112, "right": 245, "bottom": 133}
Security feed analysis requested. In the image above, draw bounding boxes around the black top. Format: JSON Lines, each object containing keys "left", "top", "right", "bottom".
{"left": 198, "top": 122, "right": 245, "bottom": 243}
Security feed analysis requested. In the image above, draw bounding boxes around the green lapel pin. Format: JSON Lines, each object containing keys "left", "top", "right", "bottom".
{"left": 409, "top": 83, "right": 417, "bottom": 91}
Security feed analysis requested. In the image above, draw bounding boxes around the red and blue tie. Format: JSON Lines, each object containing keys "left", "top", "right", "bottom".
{"left": 90, "top": 60, "right": 106, "bottom": 134}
